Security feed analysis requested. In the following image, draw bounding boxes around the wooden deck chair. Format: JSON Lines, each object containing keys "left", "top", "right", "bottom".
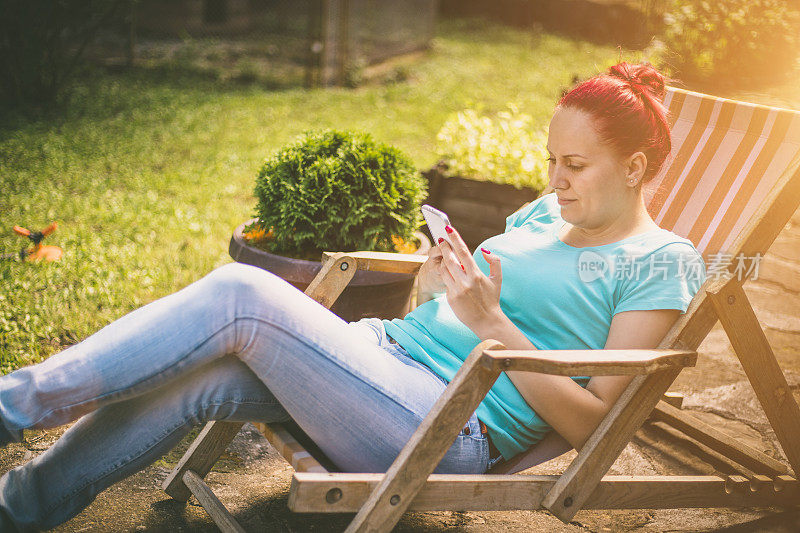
{"left": 162, "top": 87, "right": 800, "bottom": 532}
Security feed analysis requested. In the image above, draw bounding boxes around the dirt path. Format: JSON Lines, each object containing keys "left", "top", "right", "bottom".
{"left": 3, "top": 211, "right": 800, "bottom": 532}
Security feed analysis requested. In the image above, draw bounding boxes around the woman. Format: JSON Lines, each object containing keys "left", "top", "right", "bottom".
{"left": 0, "top": 62, "right": 705, "bottom": 531}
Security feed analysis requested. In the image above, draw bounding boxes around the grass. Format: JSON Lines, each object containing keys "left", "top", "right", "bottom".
{"left": 1, "top": 18, "right": 798, "bottom": 373}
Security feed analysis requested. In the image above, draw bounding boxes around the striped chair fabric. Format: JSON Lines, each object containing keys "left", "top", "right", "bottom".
{"left": 644, "top": 87, "right": 800, "bottom": 263}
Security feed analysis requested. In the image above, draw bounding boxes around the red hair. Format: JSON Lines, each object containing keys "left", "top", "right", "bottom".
{"left": 558, "top": 62, "right": 671, "bottom": 182}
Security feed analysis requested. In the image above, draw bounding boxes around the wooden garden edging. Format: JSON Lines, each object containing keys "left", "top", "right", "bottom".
{"left": 422, "top": 165, "right": 540, "bottom": 250}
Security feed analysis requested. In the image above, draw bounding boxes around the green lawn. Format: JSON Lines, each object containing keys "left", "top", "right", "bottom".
{"left": 1, "top": 19, "right": 797, "bottom": 373}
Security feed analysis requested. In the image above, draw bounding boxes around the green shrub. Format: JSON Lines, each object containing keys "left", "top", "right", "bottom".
{"left": 660, "top": 0, "right": 800, "bottom": 83}
{"left": 435, "top": 105, "right": 548, "bottom": 191}
{"left": 252, "top": 130, "right": 426, "bottom": 259}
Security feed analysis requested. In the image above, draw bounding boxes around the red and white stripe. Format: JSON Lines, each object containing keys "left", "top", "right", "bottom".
{"left": 644, "top": 88, "right": 800, "bottom": 262}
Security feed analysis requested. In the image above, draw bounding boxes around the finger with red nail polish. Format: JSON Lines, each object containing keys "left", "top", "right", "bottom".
{"left": 481, "top": 248, "right": 491, "bottom": 254}
{"left": 445, "top": 225, "right": 454, "bottom": 234}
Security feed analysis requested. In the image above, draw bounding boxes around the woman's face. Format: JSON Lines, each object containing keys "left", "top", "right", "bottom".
{"left": 546, "top": 106, "right": 634, "bottom": 230}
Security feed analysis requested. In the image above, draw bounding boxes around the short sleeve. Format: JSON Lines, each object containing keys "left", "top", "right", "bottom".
{"left": 614, "top": 242, "right": 706, "bottom": 315}
{"left": 504, "top": 194, "right": 554, "bottom": 232}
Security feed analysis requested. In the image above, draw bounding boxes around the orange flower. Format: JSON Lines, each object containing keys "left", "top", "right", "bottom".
{"left": 392, "top": 235, "right": 417, "bottom": 254}
{"left": 244, "top": 225, "right": 274, "bottom": 243}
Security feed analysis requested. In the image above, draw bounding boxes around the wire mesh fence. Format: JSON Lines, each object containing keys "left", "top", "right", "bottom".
{"left": 89, "top": 0, "right": 438, "bottom": 88}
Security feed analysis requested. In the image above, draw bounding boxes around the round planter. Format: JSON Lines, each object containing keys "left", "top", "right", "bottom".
{"left": 229, "top": 220, "right": 431, "bottom": 322}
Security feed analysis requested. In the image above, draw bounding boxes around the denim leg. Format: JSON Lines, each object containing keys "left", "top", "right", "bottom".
{"left": 211, "top": 274, "right": 489, "bottom": 475}
{"left": 0, "top": 262, "right": 489, "bottom": 530}
{"left": 0, "top": 355, "right": 288, "bottom": 532}
{"left": 0, "top": 263, "right": 280, "bottom": 436}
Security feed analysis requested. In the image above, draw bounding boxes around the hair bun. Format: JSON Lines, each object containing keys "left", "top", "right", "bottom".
{"left": 608, "top": 62, "right": 666, "bottom": 100}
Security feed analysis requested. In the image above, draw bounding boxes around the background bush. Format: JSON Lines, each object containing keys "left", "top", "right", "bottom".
{"left": 253, "top": 130, "right": 426, "bottom": 259}
{"left": 660, "top": 0, "right": 800, "bottom": 83}
{"left": 436, "top": 104, "right": 549, "bottom": 190}
{"left": 0, "top": 0, "right": 125, "bottom": 107}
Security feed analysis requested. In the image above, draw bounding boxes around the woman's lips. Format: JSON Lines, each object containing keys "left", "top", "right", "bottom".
{"left": 557, "top": 197, "right": 575, "bottom": 205}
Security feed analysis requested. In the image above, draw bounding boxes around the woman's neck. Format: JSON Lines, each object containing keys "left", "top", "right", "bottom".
{"left": 560, "top": 196, "right": 659, "bottom": 247}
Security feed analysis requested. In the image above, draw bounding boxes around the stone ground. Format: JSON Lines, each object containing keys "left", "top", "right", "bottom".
{"left": 3, "top": 209, "right": 800, "bottom": 532}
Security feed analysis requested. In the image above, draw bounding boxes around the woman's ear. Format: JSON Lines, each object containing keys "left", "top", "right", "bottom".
{"left": 625, "top": 152, "right": 647, "bottom": 186}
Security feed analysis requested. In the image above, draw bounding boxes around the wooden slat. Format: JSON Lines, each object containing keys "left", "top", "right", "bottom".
{"left": 344, "top": 340, "right": 504, "bottom": 533}
{"left": 162, "top": 421, "right": 244, "bottom": 502}
{"left": 542, "top": 368, "right": 682, "bottom": 522}
{"left": 661, "top": 392, "right": 684, "bottom": 408}
{"left": 482, "top": 349, "right": 696, "bottom": 375}
{"left": 651, "top": 401, "right": 788, "bottom": 477}
{"left": 322, "top": 250, "right": 426, "bottom": 274}
{"left": 288, "top": 472, "right": 800, "bottom": 512}
{"left": 436, "top": 216, "right": 504, "bottom": 249}
{"left": 774, "top": 474, "right": 797, "bottom": 491}
{"left": 182, "top": 470, "right": 246, "bottom": 533}
{"left": 659, "top": 289, "right": 720, "bottom": 353}
{"left": 725, "top": 475, "right": 749, "bottom": 491}
{"left": 433, "top": 174, "right": 538, "bottom": 205}
{"left": 438, "top": 195, "right": 522, "bottom": 225}
{"left": 648, "top": 420, "right": 758, "bottom": 479}
{"left": 255, "top": 422, "right": 328, "bottom": 474}
{"left": 422, "top": 166, "right": 446, "bottom": 205}
{"left": 304, "top": 253, "right": 357, "bottom": 308}
{"left": 706, "top": 275, "right": 800, "bottom": 478}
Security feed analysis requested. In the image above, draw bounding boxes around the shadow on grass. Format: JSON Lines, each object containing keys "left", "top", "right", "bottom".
{"left": 145, "top": 493, "right": 469, "bottom": 532}
{"left": 146, "top": 495, "right": 354, "bottom": 533}
{"left": 711, "top": 510, "right": 800, "bottom": 532}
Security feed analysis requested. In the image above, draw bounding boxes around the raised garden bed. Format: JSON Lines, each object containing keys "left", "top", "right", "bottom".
{"left": 422, "top": 165, "right": 541, "bottom": 250}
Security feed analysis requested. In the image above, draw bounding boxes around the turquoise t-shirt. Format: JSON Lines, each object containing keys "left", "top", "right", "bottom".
{"left": 383, "top": 193, "right": 706, "bottom": 460}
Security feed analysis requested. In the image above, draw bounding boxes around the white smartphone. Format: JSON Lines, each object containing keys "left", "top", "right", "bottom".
{"left": 421, "top": 204, "right": 452, "bottom": 245}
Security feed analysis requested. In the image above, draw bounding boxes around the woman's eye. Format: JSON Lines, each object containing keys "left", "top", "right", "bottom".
{"left": 545, "top": 157, "right": 556, "bottom": 164}
{"left": 567, "top": 164, "right": 583, "bottom": 171}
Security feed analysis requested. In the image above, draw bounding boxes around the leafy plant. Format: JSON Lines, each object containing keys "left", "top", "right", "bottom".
{"left": 660, "top": 0, "right": 800, "bottom": 83}
{"left": 435, "top": 105, "right": 548, "bottom": 190}
{"left": 251, "top": 130, "right": 426, "bottom": 259}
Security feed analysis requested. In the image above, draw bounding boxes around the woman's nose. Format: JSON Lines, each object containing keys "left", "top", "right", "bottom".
{"left": 549, "top": 166, "right": 569, "bottom": 190}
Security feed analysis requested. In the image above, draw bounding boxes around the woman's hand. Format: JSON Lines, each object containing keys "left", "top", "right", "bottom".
{"left": 417, "top": 245, "right": 447, "bottom": 304}
{"left": 436, "top": 225, "right": 505, "bottom": 336}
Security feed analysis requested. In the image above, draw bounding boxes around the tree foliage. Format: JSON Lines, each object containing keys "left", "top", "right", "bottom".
{"left": 661, "top": 0, "right": 800, "bottom": 83}
{"left": 0, "top": 0, "right": 125, "bottom": 106}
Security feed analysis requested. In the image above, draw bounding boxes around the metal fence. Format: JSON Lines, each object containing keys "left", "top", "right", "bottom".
{"left": 91, "top": 0, "right": 438, "bottom": 87}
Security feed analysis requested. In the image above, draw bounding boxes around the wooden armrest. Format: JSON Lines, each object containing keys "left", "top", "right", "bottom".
{"left": 322, "top": 251, "right": 426, "bottom": 274}
{"left": 305, "top": 251, "right": 424, "bottom": 309}
{"left": 481, "top": 348, "right": 697, "bottom": 376}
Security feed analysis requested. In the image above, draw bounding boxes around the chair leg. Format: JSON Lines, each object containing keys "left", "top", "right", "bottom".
{"left": 345, "top": 340, "right": 504, "bottom": 533}
{"left": 542, "top": 368, "right": 682, "bottom": 522}
{"left": 707, "top": 277, "right": 800, "bottom": 478}
{"left": 163, "top": 420, "right": 244, "bottom": 502}
{"left": 182, "top": 470, "right": 247, "bottom": 533}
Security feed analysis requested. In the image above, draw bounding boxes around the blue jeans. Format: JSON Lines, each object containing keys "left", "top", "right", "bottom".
{"left": 0, "top": 263, "right": 490, "bottom": 531}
